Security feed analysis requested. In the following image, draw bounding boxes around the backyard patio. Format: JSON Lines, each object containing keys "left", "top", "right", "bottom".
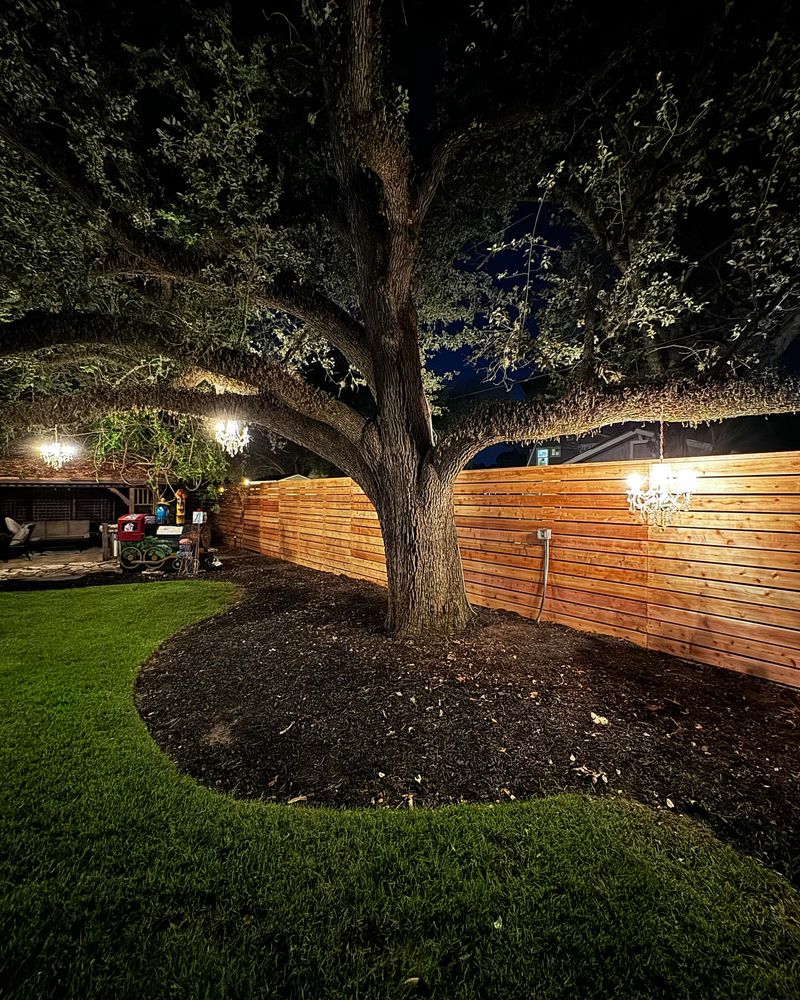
{"left": 0, "top": 545, "right": 120, "bottom": 584}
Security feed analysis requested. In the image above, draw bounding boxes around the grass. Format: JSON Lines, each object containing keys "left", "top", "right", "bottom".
{"left": 0, "top": 584, "right": 799, "bottom": 1000}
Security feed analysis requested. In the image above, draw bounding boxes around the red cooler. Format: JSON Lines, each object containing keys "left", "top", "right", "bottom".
{"left": 117, "top": 513, "right": 147, "bottom": 542}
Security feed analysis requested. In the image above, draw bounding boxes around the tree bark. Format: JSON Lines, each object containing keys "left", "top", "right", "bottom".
{"left": 373, "top": 464, "right": 472, "bottom": 636}
{"left": 432, "top": 375, "right": 800, "bottom": 480}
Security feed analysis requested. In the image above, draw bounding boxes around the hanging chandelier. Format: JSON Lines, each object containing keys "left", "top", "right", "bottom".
{"left": 625, "top": 421, "right": 697, "bottom": 529}
{"left": 214, "top": 419, "right": 250, "bottom": 456}
{"left": 39, "top": 427, "right": 76, "bottom": 471}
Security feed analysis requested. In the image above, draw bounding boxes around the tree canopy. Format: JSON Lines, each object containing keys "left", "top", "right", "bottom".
{"left": 1, "top": 0, "right": 799, "bottom": 456}
{"left": 1, "top": 0, "right": 799, "bottom": 631}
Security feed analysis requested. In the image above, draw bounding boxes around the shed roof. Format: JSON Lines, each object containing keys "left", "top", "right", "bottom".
{"left": 0, "top": 456, "right": 152, "bottom": 487}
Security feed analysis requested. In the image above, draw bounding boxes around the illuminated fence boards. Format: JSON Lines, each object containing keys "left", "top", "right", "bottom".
{"left": 214, "top": 451, "right": 800, "bottom": 688}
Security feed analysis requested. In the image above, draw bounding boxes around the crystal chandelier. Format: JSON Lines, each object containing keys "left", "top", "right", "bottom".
{"left": 214, "top": 419, "right": 250, "bottom": 456}
{"left": 40, "top": 426, "right": 76, "bottom": 470}
{"left": 625, "top": 421, "right": 697, "bottom": 529}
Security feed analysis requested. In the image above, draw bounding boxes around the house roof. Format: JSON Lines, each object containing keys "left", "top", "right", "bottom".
{"left": 526, "top": 426, "right": 715, "bottom": 466}
{"left": 562, "top": 428, "right": 656, "bottom": 464}
{"left": 0, "top": 456, "right": 152, "bottom": 486}
{"left": 245, "top": 474, "right": 311, "bottom": 484}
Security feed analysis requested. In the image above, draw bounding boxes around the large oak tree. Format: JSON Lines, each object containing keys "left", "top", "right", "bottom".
{"left": 1, "top": 0, "right": 799, "bottom": 633}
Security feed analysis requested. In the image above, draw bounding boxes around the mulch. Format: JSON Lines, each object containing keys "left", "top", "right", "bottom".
{"left": 136, "top": 552, "right": 800, "bottom": 883}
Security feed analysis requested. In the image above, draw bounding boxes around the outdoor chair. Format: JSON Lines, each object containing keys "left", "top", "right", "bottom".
{"left": 1, "top": 518, "right": 36, "bottom": 561}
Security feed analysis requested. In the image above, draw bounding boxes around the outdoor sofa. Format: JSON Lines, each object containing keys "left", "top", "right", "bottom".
{"left": 29, "top": 519, "right": 92, "bottom": 547}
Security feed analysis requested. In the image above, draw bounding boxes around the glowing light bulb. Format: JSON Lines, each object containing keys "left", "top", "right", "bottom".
{"left": 626, "top": 472, "right": 644, "bottom": 493}
{"left": 649, "top": 463, "right": 671, "bottom": 489}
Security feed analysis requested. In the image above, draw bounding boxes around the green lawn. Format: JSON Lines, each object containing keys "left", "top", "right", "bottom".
{"left": 1, "top": 584, "right": 799, "bottom": 1000}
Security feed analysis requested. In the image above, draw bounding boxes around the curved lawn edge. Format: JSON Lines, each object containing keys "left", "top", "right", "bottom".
{"left": 1, "top": 582, "right": 799, "bottom": 1000}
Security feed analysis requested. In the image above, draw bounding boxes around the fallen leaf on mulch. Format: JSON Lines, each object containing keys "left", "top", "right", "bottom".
{"left": 287, "top": 795, "right": 307, "bottom": 805}
{"left": 573, "top": 765, "right": 608, "bottom": 785}
{"left": 591, "top": 712, "right": 609, "bottom": 725}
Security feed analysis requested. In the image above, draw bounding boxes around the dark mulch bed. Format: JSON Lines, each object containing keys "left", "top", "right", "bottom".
{"left": 136, "top": 553, "right": 800, "bottom": 883}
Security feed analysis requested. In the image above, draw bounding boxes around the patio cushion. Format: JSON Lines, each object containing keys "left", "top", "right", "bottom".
{"left": 43, "top": 520, "right": 70, "bottom": 538}
{"left": 29, "top": 520, "right": 91, "bottom": 541}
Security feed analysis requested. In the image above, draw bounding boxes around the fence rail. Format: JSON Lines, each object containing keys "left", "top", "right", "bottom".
{"left": 214, "top": 451, "right": 800, "bottom": 688}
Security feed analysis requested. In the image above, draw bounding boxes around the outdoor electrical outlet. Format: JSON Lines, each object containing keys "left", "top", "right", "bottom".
{"left": 537, "top": 528, "right": 552, "bottom": 540}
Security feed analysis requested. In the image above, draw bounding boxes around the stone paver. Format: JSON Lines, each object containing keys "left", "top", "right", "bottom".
{"left": 0, "top": 547, "right": 121, "bottom": 581}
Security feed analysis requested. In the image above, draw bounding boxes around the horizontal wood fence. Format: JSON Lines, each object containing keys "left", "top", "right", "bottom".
{"left": 214, "top": 451, "right": 800, "bottom": 688}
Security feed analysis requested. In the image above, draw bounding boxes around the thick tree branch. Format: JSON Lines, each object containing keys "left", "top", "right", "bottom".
{"left": 324, "top": 0, "right": 416, "bottom": 316}
{"left": 0, "top": 118, "right": 376, "bottom": 389}
{"left": 764, "top": 307, "right": 800, "bottom": 361}
{"left": 113, "top": 260, "right": 376, "bottom": 388}
{"left": 414, "top": 108, "right": 545, "bottom": 226}
{"left": 0, "top": 312, "right": 371, "bottom": 448}
{"left": 262, "top": 282, "right": 374, "bottom": 387}
{"left": 336, "top": 0, "right": 412, "bottom": 226}
{"left": 550, "top": 183, "right": 615, "bottom": 251}
{"left": 705, "top": 305, "right": 800, "bottom": 378}
{"left": 318, "top": 0, "right": 435, "bottom": 453}
{"left": 432, "top": 375, "right": 800, "bottom": 479}
{"left": 172, "top": 366, "right": 258, "bottom": 396}
{"left": 0, "top": 386, "right": 375, "bottom": 490}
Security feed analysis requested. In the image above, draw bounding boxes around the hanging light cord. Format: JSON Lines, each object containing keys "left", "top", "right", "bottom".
{"left": 536, "top": 531, "right": 550, "bottom": 624}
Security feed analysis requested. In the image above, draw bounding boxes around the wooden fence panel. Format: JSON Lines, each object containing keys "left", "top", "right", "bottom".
{"left": 214, "top": 452, "right": 800, "bottom": 688}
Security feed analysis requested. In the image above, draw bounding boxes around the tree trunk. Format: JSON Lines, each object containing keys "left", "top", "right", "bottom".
{"left": 374, "top": 465, "right": 472, "bottom": 636}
